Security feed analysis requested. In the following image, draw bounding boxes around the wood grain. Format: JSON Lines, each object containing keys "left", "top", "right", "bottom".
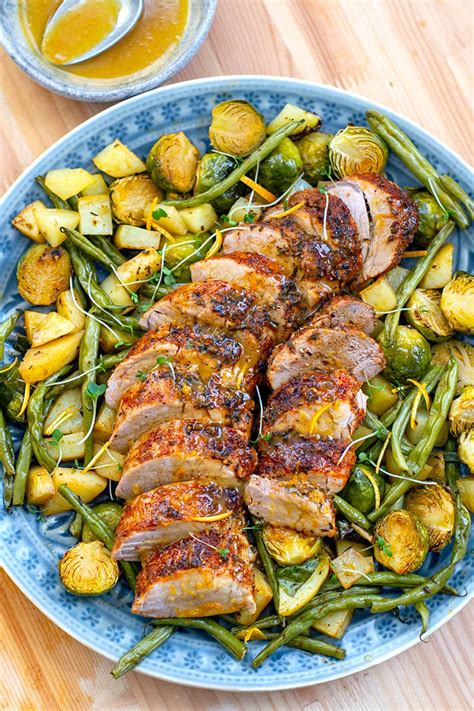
{"left": 1, "top": 0, "right": 472, "bottom": 709}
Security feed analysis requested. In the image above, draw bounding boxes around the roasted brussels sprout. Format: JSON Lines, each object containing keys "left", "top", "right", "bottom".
{"left": 406, "top": 289, "right": 455, "bottom": 342}
{"left": 58, "top": 540, "right": 119, "bottom": 595}
{"left": 458, "top": 474, "right": 474, "bottom": 510}
{"left": 432, "top": 340, "right": 474, "bottom": 395}
{"left": 441, "top": 273, "right": 474, "bottom": 335}
{"left": 329, "top": 125, "right": 388, "bottom": 179}
{"left": 194, "top": 153, "right": 244, "bottom": 213}
{"left": 262, "top": 524, "right": 321, "bottom": 566}
{"left": 147, "top": 132, "right": 200, "bottom": 193}
{"left": 343, "top": 464, "right": 385, "bottom": 514}
{"left": 209, "top": 100, "right": 266, "bottom": 156}
{"left": 378, "top": 325, "right": 431, "bottom": 384}
{"left": 164, "top": 232, "right": 210, "bottom": 281}
{"left": 409, "top": 190, "right": 450, "bottom": 247}
{"left": 81, "top": 502, "right": 123, "bottom": 543}
{"left": 449, "top": 386, "right": 474, "bottom": 437}
{"left": 258, "top": 138, "right": 303, "bottom": 195}
{"left": 374, "top": 510, "right": 429, "bottom": 574}
{"left": 294, "top": 132, "right": 333, "bottom": 184}
{"left": 17, "top": 244, "right": 72, "bottom": 305}
{"left": 405, "top": 484, "right": 455, "bottom": 551}
{"left": 458, "top": 430, "right": 474, "bottom": 474}
{"left": 362, "top": 374, "right": 398, "bottom": 416}
{"left": 110, "top": 175, "right": 163, "bottom": 226}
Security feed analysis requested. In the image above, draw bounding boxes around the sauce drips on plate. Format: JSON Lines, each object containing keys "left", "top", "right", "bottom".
{"left": 21, "top": 0, "right": 189, "bottom": 79}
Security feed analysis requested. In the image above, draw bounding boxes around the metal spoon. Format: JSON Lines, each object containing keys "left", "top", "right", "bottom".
{"left": 41, "top": 0, "right": 144, "bottom": 66}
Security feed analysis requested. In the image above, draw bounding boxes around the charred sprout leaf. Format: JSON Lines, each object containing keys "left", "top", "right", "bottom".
{"left": 440, "top": 273, "right": 474, "bottom": 335}
{"left": 209, "top": 100, "right": 266, "bottom": 157}
{"left": 294, "top": 132, "right": 333, "bottom": 185}
{"left": 147, "top": 132, "right": 200, "bottom": 193}
{"left": 277, "top": 554, "right": 329, "bottom": 615}
{"left": 258, "top": 137, "right": 303, "bottom": 195}
{"left": 17, "top": 244, "right": 72, "bottom": 305}
{"left": 262, "top": 524, "right": 321, "bottom": 566}
{"left": 432, "top": 340, "right": 474, "bottom": 396}
{"left": 405, "top": 484, "right": 455, "bottom": 551}
{"left": 374, "top": 510, "right": 429, "bottom": 574}
{"left": 110, "top": 175, "right": 163, "bottom": 226}
{"left": 409, "top": 190, "right": 450, "bottom": 247}
{"left": 58, "top": 540, "right": 119, "bottom": 595}
{"left": 406, "top": 289, "right": 455, "bottom": 342}
{"left": 378, "top": 325, "right": 431, "bottom": 384}
{"left": 194, "top": 153, "right": 245, "bottom": 214}
{"left": 448, "top": 386, "right": 474, "bottom": 437}
{"left": 329, "top": 126, "right": 388, "bottom": 179}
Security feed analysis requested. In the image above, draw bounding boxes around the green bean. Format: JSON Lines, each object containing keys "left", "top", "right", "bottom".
{"left": 438, "top": 175, "right": 474, "bottom": 221}
{"left": 163, "top": 120, "right": 304, "bottom": 209}
{"left": 0, "top": 408, "right": 15, "bottom": 507}
{"left": 35, "top": 176, "right": 70, "bottom": 210}
{"left": 321, "top": 572, "right": 458, "bottom": 596}
{"left": 333, "top": 495, "right": 372, "bottom": 530}
{"left": 65, "top": 240, "right": 118, "bottom": 311}
{"left": 0, "top": 312, "right": 20, "bottom": 361}
{"left": 391, "top": 365, "right": 444, "bottom": 471}
{"left": 79, "top": 315, "right": 101, "bottom": 464}
{"left": 63, "top": 228, "right": 116, "bottom": 270}
{"left": 445, "top": 437, "right": 459, "bottom": 494}
{"left": 90, "top": 236, "right": 126, "bottom": 266}
{"left": 232, "top": 615, "right": 281, "bottom": 634}
{"left": 98, "top": 349, "right": 131, "bottom": 371}
{"left": 96, "top": 309, "right": 144, "bottom": 335}
{"left": 251, "top": 592, "right": 385, "bottom": 668}
{"left": 265, "top": 633, "right": 345, "bottom": 659}
{"left": 12, "top": 427, "right": 32, "bottom": 506}
{"left": 44, "top": 369, "right": 78, "bottom": 400}
{"left": 365, "top": 112, "right": 468, "bottom": 228}
{"left": 415, "top": 601, "right": 430, "bottom": 635}
{"left": 69, "top": 511, "right": 83, "bottom": 538}
{"left": 384, "top": 222, "right": 455, "bottom": 341}
{"left": 380, "top": 399, "right": 404, "bottom": 428}
{"left": 152, "top": 618, "right": 247, "bottom": 661}
{"left": 362, "top": 410, "right": 412, "bottom": 455}
{"left": 369, "top": 359, "right": 458, "bottom": 522}
{"left": 58, "top": 485, "right": 137, "bottom": 590}
{"left": 111, "top": 626, "right": 174, "bottom": 678}
{"left": 253, "top": 521, "right": 281, "bottom": 615}
{"left": 27, "top": 382, "right": 58, "bottom": 472}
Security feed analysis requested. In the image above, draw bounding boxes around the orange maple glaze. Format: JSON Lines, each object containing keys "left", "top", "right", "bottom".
{"left": 20, "top": 0, "right": 189, "bottom": 79}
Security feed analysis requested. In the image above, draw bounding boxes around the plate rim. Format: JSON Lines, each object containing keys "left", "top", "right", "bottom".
{"left": 1, "top": 74, "right": 472, "bottom": 692}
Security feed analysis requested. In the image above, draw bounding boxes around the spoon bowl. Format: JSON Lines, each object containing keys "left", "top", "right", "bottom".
{"left": 41, "top": 0, "right": 144, "bottom": 66}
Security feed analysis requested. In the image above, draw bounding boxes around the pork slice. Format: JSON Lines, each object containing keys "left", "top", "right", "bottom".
{"left": 116, "top": 420, "right": 257, "bottom": 499}
{"left": 327, "top": 181, "right": 371, "bottom": 264}
{"left": 307, "top": 295, "right": 377, "bottom": 335}
{"left": 221, "top": 221, "right": 303, "bottom": 276}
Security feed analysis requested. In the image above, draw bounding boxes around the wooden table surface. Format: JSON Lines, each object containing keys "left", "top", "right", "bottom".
{"left": 1, "top": 1, "right": 472, "bottom": 709}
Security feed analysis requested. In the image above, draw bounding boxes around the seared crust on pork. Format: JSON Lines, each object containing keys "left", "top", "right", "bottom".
{"left": 308, "top": 295, "right": 377, "bottom": 335}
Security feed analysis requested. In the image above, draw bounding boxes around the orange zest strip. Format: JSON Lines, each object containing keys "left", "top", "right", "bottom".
{"left": 375, "top": 431, "right": 392, "bottom": 476}
{"left": 146, "top": 197, "right": 158, "bottom": 231}
{"left": 408, "top": 378, "right": 431, "bottom": 429}
{"left": 189, "top": 511, "right": 233, "bottom": 523}
{"left": 18, "top": 382, "right": 31, "bottom": 417}
{"left": 361, "top": 467, "right": 381, "bottom": 510}
{"left": 272, "top": 201, "right": 305, "bottom": 219}
{"left": 402, "top": 250, "right": 428, "bottom": 258}
{"left": 308, "top": 402, "right": 333, "bottom": 435}
{"left": 0, "top": 357, "right": 18, "bottom": 374}
{"left": 81, "top": 440, "right": 111, "bottom": 475}
{"left": 44, "top": 406, "right": 79, "bottom": 435}
{"left": 239, "top": 175, "right": 276, "bottom": 202}
{"left": 204, "top": 229, "right": 223, "bottom": 259}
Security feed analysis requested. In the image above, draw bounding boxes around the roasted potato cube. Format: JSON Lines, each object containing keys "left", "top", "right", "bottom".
{"left": 26, "top": 465, "right": 55, "bottom": 506}
{"left": 113, "top": 225, "right": 162, "bottom": 250}
{"left": 152, "top": 205, "right": 187, "bottom": 235}
{"left": 19, "top": 330, "right": 84, "bottom": 384}
{"left": 45, "top": 431, "right": 86, "bottom": 461}
{"left": 312, "top": 609, "right": 353, "bottom": 639}
{"left": 99, "top": 325, "right": 135, "bottom": 353}
{"left": 360, "top": 276, "right": 397, "bottom": 313}
{"left": 31, "top": 312, "right": 75, "bottom": 347}
{"left": 93, "top": 403, "right": 117, "bottom": 442}
{"left": 42, "top": 467, "right": 107, "bottom": 516}
{"left": 330, "top": 547, "right": 374, "bottom": 589}
{"left": 81, "top": 174, "right": 109, "bottom": 196}
{"left": 100, "top": 248, "right": 161, "bottom": 306}
{"left": 178, "top": 203, "right": 217, "bottom": 233}
{"left": 234, "top": 567, "right": 273, "bottom": 625}
{"left": 34, "top": 205, "right": 80, "bottom": 247}
{"left": 91, "top": 442, "right": 124, "bottom": 481}
{"left": 56, "top": 289, "right": 86, "bottom": 331}
{"left": 419, "top": 244, "right": 453, "bottom": 289}
{"left": 78, "top": 194, "right": 113, "bottom": 235}
{"left": 44, "top": 168, "right": 95, "bottom": 200}
{"left": 43, "top": 388, "right": 83, "bottom": 435}
{"left": 24, "top": 311, "right": 48, "bottom": 342}
{"left": 12, "top": 200, "right": 47, "bottom": 243}
{"left": 17, "top": 244, "right": 72, "bottom": 305}
{"left": 93, "top": 139, "right": 146, "bottom": 177}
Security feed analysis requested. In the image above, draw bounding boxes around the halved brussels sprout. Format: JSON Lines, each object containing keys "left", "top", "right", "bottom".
{"left": 17, "top": 244, "right": 72, "bottom": 305}
{"left": 378, "top": 325, "right": 431, "bottom": 384}
{"left": 277, "top": 553, "right": 329, "bottom": 615}
{"left": 194, "top": 153, "right": 244, "bottom": 214}
{"left": 262, "top": 524, "right": 321, "bottom": 566}
{"left": 164, "top": 232, "right": 211, "bottom": 281}
{"left": 432, "top": 340, "right": 474, "bottom": 395}
{"left": 294, "top": 132, "right": 333, "bottom": 185}
{"left": 258, "top": 138, "right": 303, "bottom": 195}
{"left": 81, "top": 502, "right": 123, "bottom": 543}
{"left": 458, "top": 430, "right": 474, "bottom": 474}
{"left": 147, "top": 132, "right": 200, "bottom": 193}
{"left": 58, "top": 540, "right": 119, "bottom": 595}
{"left": 441, "top": 273, "right": 474, "bottom": 335}
{"left": 209, "top": 100, "right": 266, "bottom": 156}
{"left": 374, "top": 510, "right": 429, "bottom": 574}
{"left": 343, "top": 464, "right": 385, "bottom": 514}
{"left": 449, "top": 386, "right": 474, "bottom": 437}
{"left": 329, "top": 126, "right": 388, "bottom": 179}
{"left": 110, "top": 175, "right": 163, "bottom": 226}
{"left": 406, "top": 289, "right": 455, "bottom": 342}
{"left": 405, "top": 484, "right": 455, "bottom": 551}
{"left": 409, "top": 190, "right": 450, "bottom": 247}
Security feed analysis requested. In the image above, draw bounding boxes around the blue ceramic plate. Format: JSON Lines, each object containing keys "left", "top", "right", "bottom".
{"left": 0, "top": 77, "right": 472, "bottom": 691}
